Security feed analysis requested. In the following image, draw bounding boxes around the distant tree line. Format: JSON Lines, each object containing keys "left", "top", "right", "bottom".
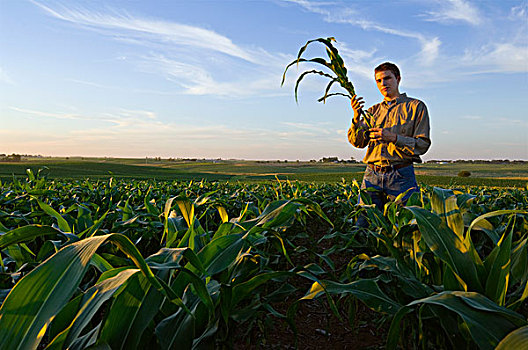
{"left": 0, "top": 153, "right": 22, "bottom": 162}
{"left": 2, "top": 154, "right": 525, "bottom": 164}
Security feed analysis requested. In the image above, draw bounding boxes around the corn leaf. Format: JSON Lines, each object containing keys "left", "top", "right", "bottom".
{"left": 484, "top": 228, "right": 512, "bottom": 305}
{"left": 35, "top": 199, "right": 72, "bottom": 233}
{"left": 0, "top": 233, "right": 183, "bottom": 349}
{"left": 231, "top": 271, "right": 291, "bottom": 304}
{"left": 176, "top": 197, "right": 195, "bottom": 228}
{"left": 198, "top": 234, "right": 245, "bottom": 275}
{"left": 467, "top": 210, "right": 527, "bottom": 242}
{"left": 403, "top": 291, "right": 526, "bottom": 350}
{"left": 301, "top": 278, "right": 401, "bottom": 315}
{"left": 294, "top": 69, "right": 334, "bottom": 103}
{"left": 98, "top": 246, "right": 209, "bottom": 349}
{"left": 155, "top": 298, "right": 197, "bottom": 350}
{"left": 496, "top": 326, "right": 528, "bottom": 350}
{"left": 0, "top": 225, "right": 66, "bottom": 250}
{"left": 162, "top": 196, "right": 181, "bottom": 245}
{"left": 217, "top": 206, "right": 228, "bottom": 223}
{"left": 45, "top": 268, "right": 139, "bottom": 350}
{"left": 0, "top": 235, "right": 109, "bottom": 349}
{"left": 430, "top": 187, "right": 464, "bottom": 240}
{"left": 511, "top": 237, "right": 528, "bottom": 284}
{"left": 296, "top": 37, "right": 336, "bottom": 63}
{"left": 98, "top": 272, "right": 164, "bottom": 350}
{"left": 406, "top": 206, "right": 484, "bottom": 293}
{"left": 281, "top": 57, "right": 331, "bottom": 85}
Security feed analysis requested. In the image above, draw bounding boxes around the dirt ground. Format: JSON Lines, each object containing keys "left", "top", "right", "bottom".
{"left": 232, "top": 222, "right": 389, "bottom": 349}
{"left": 232, "top": 295, "right": 387, "bottom": 349}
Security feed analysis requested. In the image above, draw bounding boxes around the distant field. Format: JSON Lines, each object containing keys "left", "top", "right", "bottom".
{"left": 0, "top": 157, "right": 527, "bottom": 187}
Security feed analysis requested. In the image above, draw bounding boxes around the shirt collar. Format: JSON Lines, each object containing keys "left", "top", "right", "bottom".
{"left": 383, "top": 93, "right": 407, "bottom": 107}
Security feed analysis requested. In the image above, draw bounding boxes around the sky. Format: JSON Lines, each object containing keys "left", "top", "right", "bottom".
{"left": 0, "top": 0, "right": 527, "bottom": 161}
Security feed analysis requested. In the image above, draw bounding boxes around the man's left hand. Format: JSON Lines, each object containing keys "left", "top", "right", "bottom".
{"left": 369, "top": 128, "right": 397, "bottom": 143}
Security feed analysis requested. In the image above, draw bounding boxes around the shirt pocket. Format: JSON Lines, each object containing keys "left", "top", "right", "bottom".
{"left": 395, "top": 120, "right": 413, "bottom": 137}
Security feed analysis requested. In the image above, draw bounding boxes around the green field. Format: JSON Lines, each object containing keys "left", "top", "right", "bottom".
{"left": 0, "top": 172, "right": 526, "bottom": 349}
{"left": 1, "top": 157, "right": 527, "bottom": 187}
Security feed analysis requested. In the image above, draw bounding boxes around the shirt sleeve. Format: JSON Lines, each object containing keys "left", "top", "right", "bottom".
{"left": 347, "top": 112, "right": 371, "bottom": 149}
{"left": 393, "top": 102, "right": 431, "bottom": 157}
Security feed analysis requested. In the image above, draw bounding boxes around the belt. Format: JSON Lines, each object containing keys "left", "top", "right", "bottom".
{"left": 368, "top": 163, "right": 412, "bottom": 173}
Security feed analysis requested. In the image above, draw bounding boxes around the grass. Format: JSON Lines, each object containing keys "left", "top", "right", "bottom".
{"left": 0, "top": 157, "right": 526, "bottom": 187}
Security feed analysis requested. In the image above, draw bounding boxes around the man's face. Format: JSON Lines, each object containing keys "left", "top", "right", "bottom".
{"left": 375, "top": 70, "right": 400, "bottom": 100}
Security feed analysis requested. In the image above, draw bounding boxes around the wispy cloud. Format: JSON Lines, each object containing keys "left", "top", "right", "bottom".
{"left": 138, "top": 54, "right": 286, "bottom": 97}
{"left": 66, "top": 79, "right": 112, "bottom": 89}
{"left": 424, "top": 0, "right": 483, "bottom": 26}
{"left": 4, "top": 104, "right": 351, "bottom": 159}
{"left": 462, "top": 43, "right": 528, "bottom": 73}
{"left": 10, "top": 106, "right": 90, "bottom": 121}
{"left": 0, "top": 67, "right": 14, "bottom": 85}
{"left": 282, "top": 0, "right": 442, "bottom": 66}
{"left": 31, "top": 1, "right": 258, "bottom": 63}
{"left": 31, "top": 1, "right": 292, "bottom": 98}
{"left": 283, "top": 0, "right": 527, "bottom": 82}
{"left": 510, "top": 3, "right": 527, "bottom": 19}
{"left": 10, "top": 106, "right": 159, "bottom": 126}
{"left": 483, "top": 117, "right": 528, "bottom": 130}
{"left": 281, "top": 121, "right": 332, "bottom": 134}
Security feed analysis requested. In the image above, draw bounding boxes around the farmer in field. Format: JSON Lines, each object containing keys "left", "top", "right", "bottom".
{"left": 348, "top": 62, "right": 431, "bottom": 219}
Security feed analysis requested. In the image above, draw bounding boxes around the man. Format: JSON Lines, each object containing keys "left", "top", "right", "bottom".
{"left": 348, "top": 62, "right": 431, "bottom": 214}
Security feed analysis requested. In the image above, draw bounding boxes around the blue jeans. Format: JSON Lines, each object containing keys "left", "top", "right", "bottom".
{"left": 359, "top": 165, "right": 419, "bottom": 210}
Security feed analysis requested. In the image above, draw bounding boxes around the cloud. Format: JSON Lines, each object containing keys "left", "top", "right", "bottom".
{"left": 0, "top": 67, "right": 14, "bottom": 84}
{"left": 282, "top": 0, "right": 354, "bottom": 19}
{"left": 510, "top": 4, "right": 527, "bottom": 19}
{"left": 138, "top": 54, "right": 287, "bottom": 97}
{"left": 281, "top": 121, "right": 332, "bottom": 134}
{"left": 9, "top": 106, "right": 90, "bottom": 121}
{"left": 282, "top": 0, "right": 441, "bottom": 66}
{"left": 284, "top": 0, "right": 527, "bottom": 81}
{"left": 418, "top": 37, "right": 441, "bottom": 66}
{"left": 4, "top": 104, "right": 351, "bottom": 159}
{"left": 31, "top": 1, "right": 258, "bottom": 63}
{"left": 483, "top": 117, "right": 528, "bottom": 130}
{"left": 31, "top": 1, "right": 292, "bottom": 98}
{"left": 424, "top": 0, "right": 482, "bottom": 26}
{"left": 9, "top": 106, "right": 160, "bottom": 127}
{"left": 462, "top": 43, "right": 528, "bottom": 73}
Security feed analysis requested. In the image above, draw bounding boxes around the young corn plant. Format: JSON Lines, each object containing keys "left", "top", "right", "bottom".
{"left": 281, "top": 37, "right": 374, "bottom": 129}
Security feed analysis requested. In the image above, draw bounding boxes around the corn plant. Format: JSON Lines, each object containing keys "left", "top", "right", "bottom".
{"left": 0, "top": 174, "right": 334, "bottom": 349}
{"left": 329, "top": 187, "right": 528, "bottom": 349}
{"left": 281, "top": 37, "right": 374, "bottom": 128}
{"left": 1, "top": 171, "right": 527, "bottom": 349}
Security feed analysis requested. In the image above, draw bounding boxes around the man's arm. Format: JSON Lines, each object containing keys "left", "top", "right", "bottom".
{"left": 348, "top": 95, "right": 370, "bottom": 149}
{"left": 393, "top": 102, "right": 431, "bottom": 156}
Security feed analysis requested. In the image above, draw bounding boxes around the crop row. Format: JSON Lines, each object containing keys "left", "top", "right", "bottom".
{"left": 0, "top": 169, "right": 527, "bottom": 349}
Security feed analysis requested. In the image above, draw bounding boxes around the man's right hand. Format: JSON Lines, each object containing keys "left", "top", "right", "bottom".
{"left": 351, "top": 94, "right": 365, "bottom": 124}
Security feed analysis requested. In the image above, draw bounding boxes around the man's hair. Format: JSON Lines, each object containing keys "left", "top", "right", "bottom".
{"left": 374, "top": 62, "right": 400, "bottom": 80}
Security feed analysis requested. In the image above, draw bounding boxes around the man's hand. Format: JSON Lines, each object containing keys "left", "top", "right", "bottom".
{"left": 369, "top": 128, "right": 397, "bottom": 143}
{"left": 351, "top": 94, "right": 365, "bottom": 124}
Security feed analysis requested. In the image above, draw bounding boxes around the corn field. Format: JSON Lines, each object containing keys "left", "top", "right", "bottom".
{"left": 0, "top": 169, "right": 527, "bottom": 349}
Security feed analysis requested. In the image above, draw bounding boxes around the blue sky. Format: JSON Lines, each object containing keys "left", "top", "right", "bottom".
{"left": 1, "top": 0, "right": 527, "bottom": 160}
